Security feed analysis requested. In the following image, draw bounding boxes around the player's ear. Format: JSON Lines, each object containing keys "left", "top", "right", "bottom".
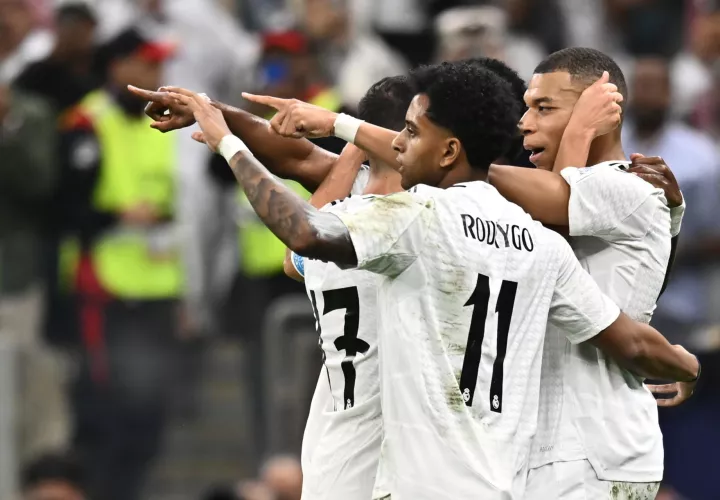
{"left": 439, "top": 137, "right": 462, "bottom": 169}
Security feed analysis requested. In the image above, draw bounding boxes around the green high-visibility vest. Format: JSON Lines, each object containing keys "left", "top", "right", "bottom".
{"left": 78, "top": 90, "right": 183, "bottom": 298}
{"left": 237, "top": 180, "right": 309, "bottom": 277}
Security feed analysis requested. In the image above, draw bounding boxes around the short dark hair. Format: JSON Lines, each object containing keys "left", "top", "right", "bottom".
{"left": 21, "top": 452, "right": 85, "bottom": 492}
{"left": 358, "top": 75, "right": 415, "bottom": 132}
{"left": 464, "top": 57, "right": 533, "bottom": 167}
{"left": 534, "top": 47, "right": 628, "bottom": 106}
{"left": 408, "top": 61, "right": 520, "bottom": 170}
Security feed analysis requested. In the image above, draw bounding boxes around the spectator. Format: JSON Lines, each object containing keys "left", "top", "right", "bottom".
{"left": 103, "top": 0, "right": 261, "bottom": 339}
{"left": 259, "top": 455, "right": 302, "bottom": 500}
{"left": 0, "top": 0, "right": 53, "bottom": 81}
{"left": 503, "top": 0, "right": 567, "bottom": 54}
{"left": 21, "top": 452, "right": 86, "bottom": 500}
{"left": 14, "top": 0, "right": 102, "bottom": 354}
{"left": 692, "top": 62, "right": 720, "bottom": 138}
{"left": 0, "top": 62, "right": 68, "bottom": 471}
{"left": 60, "top": 27, "right": 183, "bottom": 500}
{"left": 299, "top": 0, "right": 408, "bottom": 112}
{"left": 623, "top": 57, "right": 720, "bottom": 499}
{"left": 15, "top": 0, "right": 100, "bottom": 113}
{"left": 606, "top": 0, "right": 686, "bottom": 57}
{"left": 434, "top": 5, "right": 545, "bottom": 82}
{"left": 623, "top": 56, "right": 720, "bottom": 345}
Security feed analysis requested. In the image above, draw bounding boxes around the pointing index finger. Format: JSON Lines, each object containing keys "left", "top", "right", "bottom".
{"left": 128, "top": 85, "right": 165, "bottom": 102}
{"left": 242, "top": 92, "right": 288, "bottom": 110}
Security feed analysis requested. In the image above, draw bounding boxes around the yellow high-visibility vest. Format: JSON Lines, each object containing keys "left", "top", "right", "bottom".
{"left": 77, "top": 90, "right": 183, "bottom": 298}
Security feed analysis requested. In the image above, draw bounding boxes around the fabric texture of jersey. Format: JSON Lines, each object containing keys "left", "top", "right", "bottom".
{"left": 530, "top": 161, "right": 671, "bottom": 482}
{"left": 525, "top": 459, "right": 660, "bottom": 500}
{"left": 301, "top": 168, "right": 385, "bottom": 500}
{"left": 334, "top": 182, "right": 620, "bottom": 499}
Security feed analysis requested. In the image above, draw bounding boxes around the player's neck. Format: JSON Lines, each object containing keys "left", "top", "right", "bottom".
{"left": 438, "top": 162, "right": 487, "bottom": 189}
{"left": 363, "top": 162, "right": 402, "bottom": 196}
{"left": 587, "top": 134, "right": 627, "bottom": 166}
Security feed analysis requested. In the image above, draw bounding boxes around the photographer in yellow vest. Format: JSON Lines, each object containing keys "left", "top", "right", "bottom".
{"left": 59, "top": 28, "right": 181, "bottom": 500}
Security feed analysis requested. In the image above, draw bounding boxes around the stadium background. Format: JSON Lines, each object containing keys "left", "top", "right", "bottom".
{"left": 0, "top": 0, "right": 718, "bottom": 499}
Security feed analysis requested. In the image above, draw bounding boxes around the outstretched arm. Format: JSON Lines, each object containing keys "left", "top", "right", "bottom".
{"left": 242, "top": 92, "right": 401, "bottom": 170}
{"left": 168, "top": 88, "right": 358, "bottom": 265}
{"left": 211, "top": 100, "right": 337, "bottom": 191}
{"left": 128, "top": 85, "right": 338, "bottom": 192}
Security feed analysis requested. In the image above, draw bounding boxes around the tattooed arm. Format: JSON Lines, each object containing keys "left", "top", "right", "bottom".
{"left": 227, "top": 150, "right": 358, "bottom": 265}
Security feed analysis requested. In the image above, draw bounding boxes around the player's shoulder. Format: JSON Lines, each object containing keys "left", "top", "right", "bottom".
{"left": 561, "top": 160, "right": 630, "bottom": 180}
{"left": 320, "top": 194, "right": 366, "bottom": 213}
{"left": 562, "top": 160, "right": 657, "bottom": 196}
{"left": 363, "top": 184, "right": 440, "bottom": 209}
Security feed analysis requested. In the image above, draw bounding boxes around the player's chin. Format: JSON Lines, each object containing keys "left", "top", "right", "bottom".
{"left": 530, "top": 153, "right": 554, "bottom": 171}
{"left": 400, "top": 175, "right": 416, "bottom": 191}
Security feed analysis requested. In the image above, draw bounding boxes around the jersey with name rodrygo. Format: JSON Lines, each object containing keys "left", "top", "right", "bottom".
{"left": 300, "top": 168, "right": 385, "bottom": 500}
{"left": 530, "top": 161, "right": 671, "bottom": 482}
{"left": 333, "top": 181, "right": 621, "bottom": 499}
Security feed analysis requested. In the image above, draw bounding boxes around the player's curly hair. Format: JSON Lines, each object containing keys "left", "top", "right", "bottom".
{"left": 465, "top": 57, "right": 527, "bottom": 109}
{"left": 358, "top": 75, "right": 414, "bottom": 132}
{"left": 464, "top": 57, "right": 533, "bottom": 167}
{"left": 535, "top": 47, "right": 628, "bottom": 109}
{"left": 408, "top": 61, "right": 520, "bottom": 171}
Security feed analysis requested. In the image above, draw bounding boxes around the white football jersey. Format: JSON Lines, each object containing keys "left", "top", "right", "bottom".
{"left": 300, "top": 168, "right": 386, "bottom": 500}
{"left": 334, "top": 181, "right": 621, "bottom": 499}
{"left": 530, "top": 161, "right": 671, "bottom": 482}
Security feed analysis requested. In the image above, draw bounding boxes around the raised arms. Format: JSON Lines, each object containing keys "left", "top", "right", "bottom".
{"left": 128, "top": 86, "right": 338, "bottom": 192}
{"left": 163, "top": 87, "right": 358, "bottom": 266}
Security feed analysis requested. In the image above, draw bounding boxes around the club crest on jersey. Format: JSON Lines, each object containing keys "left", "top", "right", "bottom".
{"left": 492, "top": 395, "right": 500, "bottom": 410}
{"left": 462, "top": 388, "right": 471, "bottom": 403}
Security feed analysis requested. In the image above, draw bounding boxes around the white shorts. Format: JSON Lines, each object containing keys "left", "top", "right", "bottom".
{"left": 301, "top": 374, "right": 383, "bottom": 500}
{"left": 525, "top": 460, "right": 660, "bottom": 500}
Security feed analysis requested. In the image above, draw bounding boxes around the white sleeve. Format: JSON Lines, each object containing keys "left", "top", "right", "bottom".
{"left": 333, "top": 191, "right": 431, "bottom": 277}
{"left": 561, "top": 166, "right": 660, "bottom": 240}
{"left": 549, "top": 238, "right": 621, "bottom": 344}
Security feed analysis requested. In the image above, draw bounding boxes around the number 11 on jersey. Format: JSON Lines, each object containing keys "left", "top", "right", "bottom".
{"left": 459, "top": 273, "right": 518, "bottom": 413}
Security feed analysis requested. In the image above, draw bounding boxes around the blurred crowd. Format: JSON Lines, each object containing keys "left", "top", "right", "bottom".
{"left": 0, "top": 0, "right": 718, "bottom": 499}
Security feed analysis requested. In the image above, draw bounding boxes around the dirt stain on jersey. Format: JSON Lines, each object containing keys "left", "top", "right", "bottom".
{"left": 445, "top": 383, "right": 465, "bottom": 412}
{"left": 609, "top": 482, "right": 659, "bottom": 500}
{"left": 445, "top": 370, "right": 466, "bottom": 412}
